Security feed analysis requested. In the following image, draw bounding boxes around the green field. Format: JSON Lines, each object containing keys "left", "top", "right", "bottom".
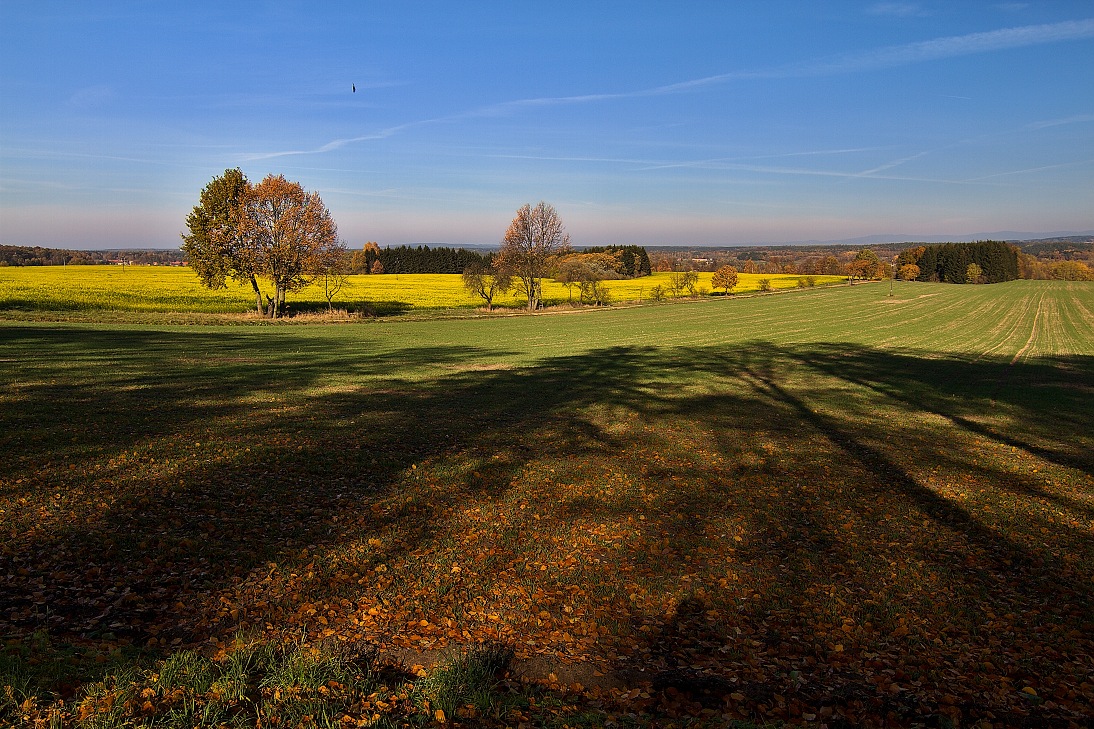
{"left": 0, "top": 265, "right": 844, "bottom": 318}
{"left": 2, "top": 280, "right": 1093, "bottom": 727}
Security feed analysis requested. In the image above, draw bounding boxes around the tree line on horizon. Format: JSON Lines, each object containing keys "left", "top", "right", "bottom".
{"left": 6, "top": 168, "right": 1091, "bottom": 311}
{"left": 895, "top": 241, "right": 1020, "bottom": 284}
{"left": 0, "top": 245, "right": 184, "bottom": 267}
{"left": 339, "top": 242, "right": 652, "bottom": 278}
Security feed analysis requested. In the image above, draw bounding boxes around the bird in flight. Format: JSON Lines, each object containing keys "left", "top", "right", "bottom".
{"left": 352, "top": 84, "right": 356, "bottom": 93}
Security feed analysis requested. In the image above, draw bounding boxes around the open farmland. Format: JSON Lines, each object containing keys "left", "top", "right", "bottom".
{"left": 0, "top": 265, "right": 843, "bottom": 318}
{"left": 2, "top": 280, "right": 1093, "bottom": 727}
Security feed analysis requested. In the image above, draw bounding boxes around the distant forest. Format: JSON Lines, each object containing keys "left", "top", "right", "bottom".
{"left": 346, "top": 244, "right": 489, "bottom": 275}
{"left": 2, "top": 237, "right": 1090, "bottom": 280}
{"left": 582, "top": 245, "right": 652, "bottom": 277}
{"left": 901, "top": 241, "right": 1020, "bottom": 283}
{"left": 0, "top": 246, "right": 184, "bottom": 267}
{"left": 645, "top": 238, "right": 1091, "bottom": 281}
{"left": 343, "top": 243, "right": 651, "bottom": 278}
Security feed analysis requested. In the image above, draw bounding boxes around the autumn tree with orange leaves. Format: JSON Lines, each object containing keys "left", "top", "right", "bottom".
{"left": 711, "top": 265, "right": 739, "bottom": 295}
{"left": 184, "top": 170, "right": 343, "bottom": 317}
{"left": 496, "top": 201, "right": 570, "bottom": 311}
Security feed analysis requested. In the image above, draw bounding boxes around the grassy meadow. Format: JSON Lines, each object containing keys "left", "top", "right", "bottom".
{"left": 1, "top": 279, "right": 1093, "bottom": 727}
{"left": 0, "top": 265, "right": 844, "bottom": 318}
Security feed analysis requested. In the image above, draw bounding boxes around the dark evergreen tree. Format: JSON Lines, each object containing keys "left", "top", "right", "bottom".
{"left": 373, "top": 245, "right": 490, "bottom": 274}
{"left": 913, "top": 241, "right": 1018, "bottom": 284}
{"left": 916, "top": 246, "right": 939, "bottom": 281}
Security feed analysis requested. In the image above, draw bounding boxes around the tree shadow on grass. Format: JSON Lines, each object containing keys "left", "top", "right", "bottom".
{"left": 281, "top": 299, "right": 413, "bottom": 317}
{"left": 1, "top": 327, "right": 1091, "bottom": 723}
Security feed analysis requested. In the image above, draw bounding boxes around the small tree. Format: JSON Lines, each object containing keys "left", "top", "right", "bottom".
{"left": 898, "top": 263, "right": 921, "bottom": 281}
{"left": 758, "top": 278, "right": 772, "bottom": 292}
{"left": 182, "top": 170, "right": 340, "bottom": 318}
{"left": 182, "top": 168, "right": 265, "bottom": 315}
{"left": 683, "top": 270, "right": 699, "bottom": 296}
{"left": 241, "top": 174, "right": 340, "bottom": 318}
{"left": 965, "top": 262, "right": 983, "bottom": 284}
{"left": 319, "top": 244, "right": 350, "bottom": 312}
{"left": 554, "top": 257, "right": 584, "bottom": 303}
{"left": 668, "top": 270, "right": 698, "bottom": 298}
{"left": 649, "top": 284, "right": 666, "bottom": 302}
{"left": 462, "top": 260, "right": 512, "bottom": 311}
{"left": 554, "top": 252, "right": 619, "bottom": 305}
{"left": 496, "top": 202, "right": 570, "bottom": 311}
{"left": 711, "top": 265, "right": 739, "bottom": 295}
{"left": 580, "top": 278, "right": 613, "bottom": 306}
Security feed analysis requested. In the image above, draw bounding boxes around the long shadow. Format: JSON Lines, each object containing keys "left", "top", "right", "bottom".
{"left": 788, "top": 344, "right": 1094, "bottom": 478}
{"left": 1, "top": 327, "right": 1091, "bottom": 724}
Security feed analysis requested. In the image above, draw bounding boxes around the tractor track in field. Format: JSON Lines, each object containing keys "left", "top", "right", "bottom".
{"left": 1009, "top": 289, "right": 1046, "bottom": 365}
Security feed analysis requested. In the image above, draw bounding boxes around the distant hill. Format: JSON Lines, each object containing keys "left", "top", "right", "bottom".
{"left": 1015, "top": 237, "right": 1094, "bottom": 259}
{"left": 758, "top": 231, "right": 1094, "bottom": 247}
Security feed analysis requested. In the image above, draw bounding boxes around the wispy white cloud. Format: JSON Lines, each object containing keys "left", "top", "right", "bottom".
{"left": 519, "top": 18, "right": 1094, "bottom": 97}
{"left": 855, "top": 150, "right": 932, "bottom": 176}
{"left": 633, "top": 157, "right": 974, "bottom": 185}
{"left": 237, "top": 122, "right": 418, "bottom": 161}
{"left": 772, "top": 18, "right": 1094, "bottom": 77}
{"left": 961, "top": 158, "right": 1094, "bottom": 181}
{"left": 1024, "top": 113, "right": 1094, "bottom": 130}
{"left": 241, "top": 19, "right": 1094, "bottom": 159}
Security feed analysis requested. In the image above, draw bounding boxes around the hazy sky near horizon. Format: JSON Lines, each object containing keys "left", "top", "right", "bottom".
{"left": 2, "top": 1, "right": 1093, "bottom": 249}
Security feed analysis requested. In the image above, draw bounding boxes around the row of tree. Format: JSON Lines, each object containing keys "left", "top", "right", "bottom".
{"left": 0, "top": 246, "right": 183, "bottom": 267}
{"left": 182, "top": 172, "right": 658, "bottom": 316}
{"left": 347, "top": 243, "right": 490, "bottom": 275}
{"left": 340, "top": 242, "right": 650, "bottom": 280}
{"left": 1017, "top": 255, "right": 1094, "bottom": 281}
{"left": 896, "top": 241, "right": 1019, "bottom": 284}
{"left": 649, "top": 249, "right": 873, "bottom": 276}
{"left": 183, "top": 169, "right": 343, "bottom": 317}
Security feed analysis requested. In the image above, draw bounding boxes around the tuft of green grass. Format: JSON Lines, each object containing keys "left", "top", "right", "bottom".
{"left": 413, "top": 642, "right": 516, "bottom": 721}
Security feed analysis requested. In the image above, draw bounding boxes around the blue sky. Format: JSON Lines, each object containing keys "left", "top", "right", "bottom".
{"left": 1, "top": 2, "right": 1092, "bottom": 249}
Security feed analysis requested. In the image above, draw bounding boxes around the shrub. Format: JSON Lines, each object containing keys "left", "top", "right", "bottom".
{"left": 758, "top": 278, "right": 772, "bottom": 292}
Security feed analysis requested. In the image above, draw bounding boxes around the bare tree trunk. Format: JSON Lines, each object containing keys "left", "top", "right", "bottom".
{"left": 250, "top": 275, "right": 264, "bottom": 316}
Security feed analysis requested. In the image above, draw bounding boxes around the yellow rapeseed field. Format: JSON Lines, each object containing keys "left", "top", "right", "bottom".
{"left": 0, "top": 264, "right": 846, "bottom": 315}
